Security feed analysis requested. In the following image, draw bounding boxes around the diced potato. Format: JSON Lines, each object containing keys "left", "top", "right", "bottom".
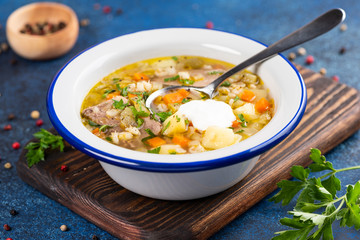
{"left": 120, "top": 107, "right": 136, "bottom": 128}
{"left": 162, "top": 113, "right": 187, "bottom": 137}
{"left": 234, "top": 103, "right": 259, "bottom": 120}
{"left": 201, "top": 126, "right": 238, "bottom": 150}
{"left": 152, "top": 59, "right": 177, "bottom": 77}
{"left": 251, "top": 89, "right": 268, "bottom": 100}
{"left": 159, "top": 144, "right": 186, "bottom": 154}
{"left": 241, "top": 72, "right": 258, "bottom": 84}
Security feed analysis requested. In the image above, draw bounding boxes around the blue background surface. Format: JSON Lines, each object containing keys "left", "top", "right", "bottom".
{"left": 0, "top": 0, "right": 359, "bottom": 239}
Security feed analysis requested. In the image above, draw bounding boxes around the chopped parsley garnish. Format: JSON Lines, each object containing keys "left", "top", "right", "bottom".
{"left": 238, "top": 113, "right": 248, "bottom": 127}
{"left": 164, "top": 75, "right": 180, "bottom": 82}
{"left": 105, "top": 137, "right": 112, "bottom": 142}
{"left": 102, "top": 89, "right": 116, "bottom": 98}
{"left": 171, "top": 56, "right": 178, "bottom": 61}
{"left": 182, "top": 98, "right": 190, "bottom": 104}
{"left": 235, "top": 129, "right": 244, "bottom": 134}
{"left": 161, "top": 121, "right": 170, "bottom": 134}
{"left": 99, "top": 125, "right": 112, "bottom": 132}
{"left": 112, "top": 99, "right": 129, "bottom": 110}
{"left": 129, "top": 106, "right": 150, "bottom": 127}
{"left": 112, "top": 78, "right": 120, "bottom": 83}
{"left": 221, "top": 81, "right": 231, "bottom": 87}
{"left": 208, "top": 71, "right": 223, "bottom": 75}
{"left": 88, "top": 120, "right": 101, "bottom": 127}
{"left": 234, "top": 96, "right": 240, "bottom": 101}
{"left": 179, "top": 79, "right": 195, "bottom": 85}
{"left": 156, "top": 111, "right": 172, "bottom": 122}
{"left": 148, "top": 147, "right": 160, "bottom": 154}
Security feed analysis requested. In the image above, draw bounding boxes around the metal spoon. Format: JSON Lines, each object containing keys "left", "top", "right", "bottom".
{"left": 146, "top": 8, "right": 345, "bottom": 111}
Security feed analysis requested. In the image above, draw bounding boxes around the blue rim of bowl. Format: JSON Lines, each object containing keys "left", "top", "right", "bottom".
{"left": 47, "top": 28, "right": 307, "bottom": 173}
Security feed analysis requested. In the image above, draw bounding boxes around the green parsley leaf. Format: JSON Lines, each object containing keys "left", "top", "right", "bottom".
{"left": 179, "top": 79, "right": 195, "bottom": 85}
{"left": 164, "top": 75, "right": 179, "bottom": 82}
{"left": 25, "top": 129, "right": 65, "bottom": 168}
{"left": 148, "top": 147, "right": 161, "bottom": 154}
{"left": 99, "top": 125, "right": 112, "bottom": 132}
{"left": 88, "top": 120, "right": 101, "bottom": 127}
{"left": 220, "top": 81, "right": 231, "bottom": 87}
{"left": 156, "top": 111, "right": 172, "bottom": 122}
{"left": 112, "top": 99, "right": 129, "bottom": 110}
{"left": 171, "top": 56, "right": 178, "bottom": 61}
{"left": 208, "top": 71, "right": 224, "bottom": 75}
{"left": 182, "top": 98, "right": 190, "bottom": 104}
{"left": 102, "top": 89, "right": 115, "bottom": 98}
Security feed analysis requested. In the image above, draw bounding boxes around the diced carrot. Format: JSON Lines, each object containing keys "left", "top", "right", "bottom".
{"left": 128, "top": 93, "right": 138, "bottom": 99}
{"left": 92, "top": 128, "right": 99, "bottom": 134}
{"left": 255, "top": 97, "right": 271, "bottom": 113}
{"left": 163, "top": 91, "right": 184, "bottom": 105}
{"left": 172, "top": 134, "right": 190, "bottom": 148}
{"left": 106, "top": 91, "right": 120, "bottom": 100}
{"left": 147, "top": 137, "right": 167, "bottom": 148}
{"left": 232, "top": 120, "right": 240, "bottom": 128}
{"left": 178, "top": 88, "right": 190, "bottom": 97}
{"left": 133, "top": 73, "right": 149, "bottom": 81}
{"left": 240, "top": 89, "right": 256, "bottom": 102}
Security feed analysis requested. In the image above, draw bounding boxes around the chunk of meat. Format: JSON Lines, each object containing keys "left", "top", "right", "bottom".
{"left": 141, "top": 117, "right": 162, "bottom": 135}
{"left": 82, "top": 96, "right": 128, "bottom": 126}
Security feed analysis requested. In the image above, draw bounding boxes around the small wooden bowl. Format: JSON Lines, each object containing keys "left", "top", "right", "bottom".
{"left": 6, "top": 2, "right": 79, "bottom": 60}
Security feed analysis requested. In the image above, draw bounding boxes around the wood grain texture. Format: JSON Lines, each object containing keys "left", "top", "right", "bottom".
{"left": 16, "top": 66, "right": 360, "bottom": 240}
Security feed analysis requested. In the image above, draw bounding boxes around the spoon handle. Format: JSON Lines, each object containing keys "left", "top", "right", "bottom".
{"left": 207, "top": 8, "right": 345, "bottom": 97}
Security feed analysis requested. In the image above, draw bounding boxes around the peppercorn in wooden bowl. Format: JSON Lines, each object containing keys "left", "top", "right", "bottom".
{"left": 6, "top": 2, "right": 79, "bottom": 60}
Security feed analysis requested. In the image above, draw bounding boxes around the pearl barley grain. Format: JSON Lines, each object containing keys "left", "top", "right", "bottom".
{"left": 31, "top": 110, "right": 40, "bottom": 119}
{"left": 297, "top": 47, "right": 306, "bottom": 56}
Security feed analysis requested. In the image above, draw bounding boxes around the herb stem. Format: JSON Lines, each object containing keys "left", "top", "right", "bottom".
{"left": 320, "top": 165, "right": 360, "bottom": 179}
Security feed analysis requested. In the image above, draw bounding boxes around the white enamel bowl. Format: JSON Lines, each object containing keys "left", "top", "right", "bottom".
{"left": 47, "top": 28, "right": 306, "bottom": 200}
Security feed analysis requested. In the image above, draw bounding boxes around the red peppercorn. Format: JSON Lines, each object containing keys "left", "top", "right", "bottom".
{"left": 36, "top": 119, "right": 44, "bottom": 127}
{"left": 205, "top": 21, "right": 214, "bottom": 29}
{"left": 12, "top": 142, "right": 20, "bottom": 150}
{"left": 332, "top": 75, "right": 339, "bottom": 82}
{"left": 61, "top": 165, "right": 69, "bottom": 172}
{"left": 305, "top": 55, "right": 314, "bottom": 65}
{"left": 4, "top": 124, "right": 12, "bottom": 130}
{"left": 3, "top": 224, "right": 11, "bottom": 231}
{"left": 6, "top": 238, "right": 13, "bottom": 240}
{"left": 103, "top": 5, "right": 111, "bottom": 14}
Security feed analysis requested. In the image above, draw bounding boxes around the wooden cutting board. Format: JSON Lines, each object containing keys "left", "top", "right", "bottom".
{"left": 16, "top": 65, "right": 360, "bottom": 240}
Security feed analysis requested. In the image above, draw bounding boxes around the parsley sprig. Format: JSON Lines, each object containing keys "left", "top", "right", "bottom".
{"left": 25, "top": 129, "right": 65, "bottom": 168}
{"left": 270, "top": 148, "right": 360, "bottom": 240}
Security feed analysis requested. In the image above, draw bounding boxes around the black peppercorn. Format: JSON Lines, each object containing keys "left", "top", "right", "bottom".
{"left": 10, "top": 209, "right": 18, "bottom": 216}
{"left": 92, "top": 235, "right": 99, "bottom": 240}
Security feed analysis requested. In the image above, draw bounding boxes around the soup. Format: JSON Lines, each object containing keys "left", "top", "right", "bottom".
{"left": 81, "top": 56, "right": 274, "bottom": 154}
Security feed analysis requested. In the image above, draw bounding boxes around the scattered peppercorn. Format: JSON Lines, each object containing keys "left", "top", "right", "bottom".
{"left": 92, "top": 235, "right": 100, "bottom": 240}
{"left": 339, "top": 47, "right": 346, "bottom": 54}
{"left": 287, "top": 52, "right": 296, "bottom": 61}
{"left": 4, "top": 124, "right": 12, "bottom": 131}
{"left": 7, "top": 113, "right": 16, "bottom": 120}
{"left": 93, "top": 3, "right": 101, "bottom": 10}
{"left": 30, "top": 110, "right": 40, "bottom": 119}
{"left": 12, "top": 142, "right": 21, "bottom": 150}
{"left": 60, "top": 224, "right": 68, "bottom": 231}
{"left": 332, "top": 75, "right": 339, "bottom": 82}
{"left": 340, "top": 23, "right": 347, "bottom": 32}
{"left": 20, "top": 21, "right": 67, "bottom": 35}
{"left": 297, "top": 47, "right": 306, "bottom": 56}
{"left": 4, "top": 162, "right": 12, "bottom": 169}
{"left": 36, "top": 119, "right": 44, "bottom": 127}
{"left": 116, "top": 8, "right": 123, "bottom": 15}
{"left": 10, "top": 209, "right": 18, "bottom": 216}
{"left": 305, "top": 55, "right": 314, "bottom": 65}
{"left": 1, "top": 42, "right": 9, "bottom": 52}
{"left": 319, "top": 68, "right": 327, "bottom": 75}
{"left": 103, "top": 5, "right": 111, "bottom": 14}
{"left": 10, "top": 58, "right": 18, "bottom": 65}
{"left": 205, "top": 21, "right": 214, "bottom": 29}
{"left": 6, "top": 238, "right": 13, "bottom": 240}
{"left": 61, "top": 165, "right": 69, "bottom": 172}
{"left": 3, "top": 224, "right": 11, "bottom": 231}
{"left": 80, "top": 18, "right": 90, "bottom": 27}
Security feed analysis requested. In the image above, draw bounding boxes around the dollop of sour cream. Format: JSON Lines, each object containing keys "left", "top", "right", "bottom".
{"left": 177, "top": 99, "right": 236, "bottom": 131}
